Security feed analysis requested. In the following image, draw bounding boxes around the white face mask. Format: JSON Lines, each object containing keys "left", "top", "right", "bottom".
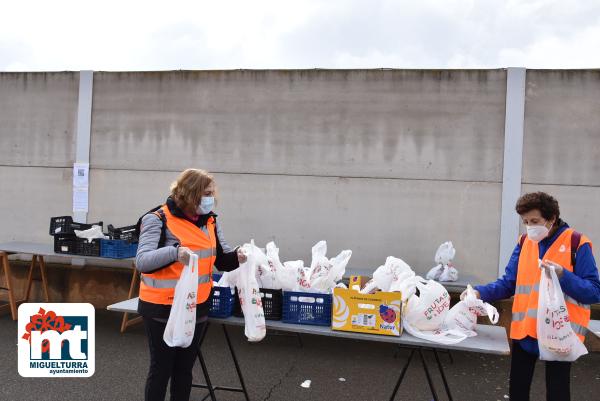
{"left": 526, "top": 221, "right": 552, "bottom": 242}
{"left": 196, "top": 196, "right": 214, "bottom": 215}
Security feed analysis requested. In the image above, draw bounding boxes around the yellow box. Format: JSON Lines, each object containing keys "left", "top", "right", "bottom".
{"left": 332, "top": 288, "right": 403, "bottom": 336}
{"left": 348, "top": 275, "right": 370, "bottom": 291}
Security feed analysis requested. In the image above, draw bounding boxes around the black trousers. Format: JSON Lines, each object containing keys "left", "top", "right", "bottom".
{"left": 509, "top": 341, "right": 571, "bottom": 401}
{"left": 143, "top": 317, "right": 207, "bottom": 401}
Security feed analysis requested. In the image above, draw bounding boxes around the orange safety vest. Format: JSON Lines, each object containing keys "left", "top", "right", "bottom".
{"left": 511, "top": 228, "right": 591, "bottom": 342}
{"left": 139, "top": 205, "right": 217, "bottom": 306}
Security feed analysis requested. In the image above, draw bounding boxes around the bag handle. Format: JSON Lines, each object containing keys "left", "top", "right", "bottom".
{"left": 403, "top": 319, "right": 468, "bottom": 345}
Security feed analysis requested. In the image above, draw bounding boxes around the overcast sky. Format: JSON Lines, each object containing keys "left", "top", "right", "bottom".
{"left": 1, "top": 0, "right": 599, "bottom": 71}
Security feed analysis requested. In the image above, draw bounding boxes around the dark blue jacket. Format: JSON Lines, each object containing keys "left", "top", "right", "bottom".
{"left": 475, "top": 222, "right": 600, "bottom": 355}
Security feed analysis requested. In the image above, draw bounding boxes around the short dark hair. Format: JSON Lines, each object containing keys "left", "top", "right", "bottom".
{"left": 515, "top": 192, "right": 560, "bottom": 221}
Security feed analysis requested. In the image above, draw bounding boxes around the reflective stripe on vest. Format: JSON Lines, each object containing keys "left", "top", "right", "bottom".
{"left": 142, "top": 274, "right": 212, "bottom": 289}
{"left": 510, "top": 228, "right": 592, "bottom": 343}
{"left": 512, "top": 310, "right": 588, "bottom": 337}
{"left": 194, "top": 248, "right": 217, "bottom": 260}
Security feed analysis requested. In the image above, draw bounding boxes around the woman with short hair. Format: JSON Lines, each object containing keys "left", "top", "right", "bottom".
{"left": 464, "top": 191, "right": 600, "bottom": 401}
{"left": 135, "top": 168, "right": 246, "bottom": 401}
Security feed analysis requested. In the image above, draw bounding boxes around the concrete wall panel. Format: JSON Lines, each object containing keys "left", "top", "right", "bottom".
{"left": 0, "top": 166, "right": 72, "bottom": 243}
{"left": 88, "top": 169, "right": 502, "bottom": 283}
{"left": 90, "top": 70, "right": 507, "bottom": 182}
{"left": 523, "top": 70, "right": 600, "bottom": 186}
{"left": 0, "top": 72, "right": 79, "bottom": 167}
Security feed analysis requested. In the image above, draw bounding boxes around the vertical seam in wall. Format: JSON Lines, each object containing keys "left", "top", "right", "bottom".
{"left": 74, "top": 70, "right": 94, "bottom": 224}
{"left": 498, "top": 67, "right": 526, "bottom": 276}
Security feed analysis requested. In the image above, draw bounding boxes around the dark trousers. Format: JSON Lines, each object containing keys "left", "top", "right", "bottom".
{"left": 143, "top": 317, "right": 207, "bottom": 401}
{"left": 509, "top": 341, "right": 571, "bottom": 401}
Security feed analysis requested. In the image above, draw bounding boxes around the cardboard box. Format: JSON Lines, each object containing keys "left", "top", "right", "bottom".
{"left": 348, "top": 275, "right": 370, "bottom": 291}
{"left": 332, "top": 288, "right": 403, "bottom": 336}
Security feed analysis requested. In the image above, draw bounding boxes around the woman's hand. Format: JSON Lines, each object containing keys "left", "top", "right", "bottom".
{"left": 541, "top": 259, "right": 564, "bottom": 278}
{"left": 237, "top": 247, "right": 247, "bottom": 264}
{"left": 460, "top": 288, "right": 480, "bottom": 301}
{"left": 177, "top": 246, "right": 193, "bottom": 265}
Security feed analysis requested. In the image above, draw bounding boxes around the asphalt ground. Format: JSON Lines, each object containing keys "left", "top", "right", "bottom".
{"left": 1, "top": 310, "right": 599, "bottom": 401}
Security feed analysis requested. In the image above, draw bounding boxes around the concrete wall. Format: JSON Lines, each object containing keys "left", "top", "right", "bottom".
{"left": 522, "top": 70, "right": 600, "bottom": 247}
{"left": 1, "top": 69, "right": 598, "bottom": 290}
{"left": 87, "top": 69, "right": 507, "bottom": 283}
{"left": 0, "top": 73, "right": 79, "bottom": 244}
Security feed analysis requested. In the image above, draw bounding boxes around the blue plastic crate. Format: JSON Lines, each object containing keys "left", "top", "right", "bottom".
{"left": 100, "top": 239, "right": 138, "bottom": 259}
{"left": 282, "top": 291, "right": 332, "bottom": 326}
{"left": 209, "top": 286, "right": 235, "bottom": 318}
{"left": 209, "top": 274, "right": 235, "bottom": 317}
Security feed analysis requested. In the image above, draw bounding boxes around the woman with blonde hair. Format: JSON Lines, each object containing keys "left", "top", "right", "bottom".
{"left": 135, "top": 168, "right": 245, "bottom": 401}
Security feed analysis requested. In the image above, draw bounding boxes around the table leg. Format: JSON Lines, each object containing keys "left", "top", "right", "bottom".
{"left": 22, "top": 255, "right": 50, "bottom": 305}
{"left": 222, "top": 324, "right": 251, "bottom": 401}
{"left": 389, "top": 347, "right": 415, "bottom": 401}
{"left": 196, "top": 347, "right": 218, "bottom": 401}
{"left": 38, "top": 256, "right": 50, "bottom": 302}
{"left": 418, "top": 348, "right": 439, "bottom": 401}
{"left": 24, "top": 255, "right": 37, "bottom": 302}
{"left": 120, "top": 266, "right": 140, "bottom": 333}
{"left": 0, "top": 252, "right": 17, "bottom": 320}
{"left": 433, "top": 348, "right": 454, "bottom": 401}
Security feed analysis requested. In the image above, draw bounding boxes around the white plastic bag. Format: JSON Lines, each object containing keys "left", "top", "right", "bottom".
{"left": 402, "top": 278, "right": 468, "bottom": 344}
{"left": 360, "top": 256, "right": 415, "bottom": 298}
{"left": 236, "top": 241, "right": 267, "bottom": 342}
{"left": 74, "top": 225, "right": 108, "bottom": 241}
{"left": 265, "top": 242, "right": 299, "bottom": 291}
{"left": 426, "top": 242, "right": 458, "bottom": 282}
{"left": 537, "top": 266, "right": 588, "bottom": 361}
{"left": 291, "top": 241, "right": 352, "bottom": 293}
{"left": 444, "top": 284, "right": 499, "bottom": 337}
{"left": 163, "top": 253, "right": 198, "bottom": 348}
{"left": 254, "top": 244, "right": 280, "bottom": 290}
{"left": 435, "top": 241, "right": 455, "bottom": 265}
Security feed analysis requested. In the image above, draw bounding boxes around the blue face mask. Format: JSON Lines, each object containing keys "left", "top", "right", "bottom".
{"left": 197, "top": 196, "right": 214, "bottom": 215}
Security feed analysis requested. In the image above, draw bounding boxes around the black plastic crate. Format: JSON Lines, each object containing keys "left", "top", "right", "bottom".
{"left": 54, "top": 235, "right": 101, "bottom": 257}
{"left": 107, "top": 224, "right": 138, "bottom": 243}
{"left": 234, "top": 288, "right": 283, "bottom": 320}
{"left": 49, "top": 216, "right": 103, "bottom": 236}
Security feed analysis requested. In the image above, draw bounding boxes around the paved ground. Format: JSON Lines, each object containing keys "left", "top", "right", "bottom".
{"left": 1, "top": 310, "right": 599, "bottom": 401}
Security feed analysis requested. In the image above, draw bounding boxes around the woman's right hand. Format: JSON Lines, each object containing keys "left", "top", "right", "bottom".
{"left": 460, "top": 288, "right": 480, "bottom": 301}
{"left": 177, "top": 246, "right": 193, "bottom": 265}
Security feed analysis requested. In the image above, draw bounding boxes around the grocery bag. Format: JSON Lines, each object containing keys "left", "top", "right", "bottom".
{"left": 537, "top": 265, "right": 588, "bottom": 361}
{"left": 444, "top": 284, "right": 499, "bottom": 337}
{"left": 163, "top": 253, "right": 198, "bottom": 348}
{"left": 426, "top": 242, "right": 458, "bottom": 282}
{"left": 403, "top": 278, "right": 468, "bottom": 344}
{"left": 237, "top": 241, "right": 267, "bottom": 342}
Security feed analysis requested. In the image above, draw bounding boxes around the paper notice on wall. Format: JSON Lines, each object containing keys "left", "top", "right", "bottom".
{"left": 73, "top": 163, "right": 89, "bottom": 188}
{"left": 73, "top": 187, "right": 89, "bottom": 212}
{"left": 73, "top": 163, "right": 89, "bottom": 213}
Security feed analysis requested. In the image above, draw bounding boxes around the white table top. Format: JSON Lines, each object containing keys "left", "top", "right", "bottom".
{"left": 108, "top": 297, "right": 510, "bottom": 355}
{"left": 0, "top": 241, "right": 135, "bottom": 263}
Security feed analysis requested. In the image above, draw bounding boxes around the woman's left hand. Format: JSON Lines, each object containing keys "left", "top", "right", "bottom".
{"left": 237, "top": 247, "right": 247, "bottom": 264}
{"left": 541, "top": 259, "right": 564, "bottom": 278}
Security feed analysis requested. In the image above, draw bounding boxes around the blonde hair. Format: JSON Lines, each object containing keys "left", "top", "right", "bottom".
{"left": 170, "top": 169, "right": 215, "bottom": 213}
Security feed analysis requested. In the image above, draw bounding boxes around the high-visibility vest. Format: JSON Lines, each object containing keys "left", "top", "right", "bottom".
{"left": 139, "top": 205, "right": 217, "bottom": 305}
{"left": 511, "top": 228, "right": 591, "bottom": 342}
